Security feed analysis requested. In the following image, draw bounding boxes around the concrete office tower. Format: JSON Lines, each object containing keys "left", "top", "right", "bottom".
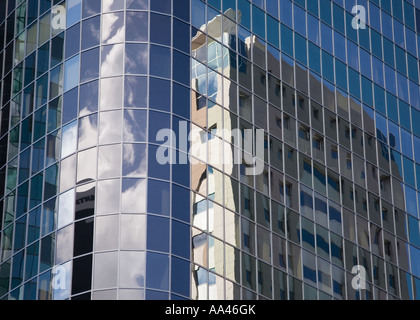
{"left": 0, "top": 0, "right": 419, "bottom": 300}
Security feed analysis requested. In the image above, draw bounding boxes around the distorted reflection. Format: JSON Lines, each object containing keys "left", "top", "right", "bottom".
{"left": 99, "top": 144, "right": 121, "bottom": 179}
{"left": 101, "top": 12, "right": 125, "bottom": 44}
{"left": 75, "top": 182, "right": 95, "bottom": 220}
{"left": 99, "top": 110, "right": 122, "bottom": 144}
{"left": 59, "top": 154, "right": 75, "bottom": 193}
{"left": 57, "top": 189, "right": 75, "bottom": 229}
{"left": 96, "top": 179, "right": 120, "bottom": 214}
{"left": 101, "top": 44, "right": 124, "bottom": 77}
{"left": 79, "top": 80, "right": 99, "bottom": 116}
{"left": 94, "top": 215, "right": 119, "bottom": 251}
{"left": 78, "top": 113, "right": 98, "bottom": 150}
{"left": 123, "top": 143, "right": 147, "bottom": 177}
{"left": 125, "top": 43, "right": 148, "bottom": 74}
{"left": 61, "top": 120, "right": 77, "bottom": 158}
{"left": 119, "top": 251, "right": 145, "bottom": 288}
{"left": 56, "top": 224, "right": 74, "bottom": 265}
{"left": 123, "top": 109, "right": 147, "bottom": 142}
{"left": 77, "top": 148, "right": 97, "bottom": 183}
{"left": 125, "top": 76, "right": 147, "bottom": 108}
{"left": 64, "top": 55, "right": 80, "bottom": 92}
{"left": 100, "top": 77, "right": 123, "bottom": 110}
{"left": 93, "top": 252, "right": 118, "bottom": 290}
{"left": 126, "top": 11, "right": 148, "bottom": 41}
{"left": 120, "top": 214, "right": 146, "bottom": 250}
{"left": 121, "top": 179, "right": 146, "bottom": 213}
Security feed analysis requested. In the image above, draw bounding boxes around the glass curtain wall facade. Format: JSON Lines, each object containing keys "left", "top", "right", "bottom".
{"left": 1, "top": 0, "right": 420, "bottom": 300}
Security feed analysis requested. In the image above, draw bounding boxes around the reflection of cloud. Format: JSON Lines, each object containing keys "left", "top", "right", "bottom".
{"left": 61, "top": 121, "right": 77, "bottom": 158}
{"left": 125, "top": 77, "right": 136, "bottom": 107}
{"left": 121, "top": 215, "right": 145, "bottom": 250}
{"left": 124, "top": 77, "right": 147, "bottom": 108}
{"left": 79, "top": 81, "right": 98, "bottom": 116}
{"left": 99, "top": 111, "right": 121, "bottom": 143}
{"left": 102, "top": 0, "right": 123, "bottom": 13}
{"left": 56, "top": 225, "right": 73, "bottom": 264}
{"left": 123, "top": 109, "right": 146, "bottom": 142}
{"left": 100, "top": 77, "right": 123, "bottom": 110}
{"left": 77, "top": 148, "right": 97, "bottom": 183}
{"left": 99, "top": 145, "right": 121, "bottom": 178}
{"left": 102, "top": 13, "right": 125, "bottom": 44}
{"left": 122, "top": 179, "right": 146, "bottom": 213}
{"left": 123, "top": 144, "right": 147, "bottom": 176}
{"left": 97, "top": 180, "right": 120, "bottom": 214}
{"left": 101, "top": 43, "right": 123, "bottom": 77}
{"left": 119, "top": 251, "right": 145, "bottom": 288}
{"left": 125, "top": 44, "right": 148, "bottom": 74}
{"left": 58, "top": 189, "right": 75, "bottom": 229}
{"left": 78, "top": 115, "right": 97, "bottom": 149}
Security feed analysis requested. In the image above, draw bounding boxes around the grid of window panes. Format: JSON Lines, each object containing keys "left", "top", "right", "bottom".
{"left": 0, "top": 0, "right": 192, "bottom": 300}
{"left": 189, "top": 0, "right": 420, "bottom": 300}
{"left": 2, "top": 0, "right": 420, "bottom": 301}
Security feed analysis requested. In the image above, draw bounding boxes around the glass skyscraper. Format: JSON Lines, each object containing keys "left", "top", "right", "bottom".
{"left": 1, "top": 0, "right": 420, "bottom": 300}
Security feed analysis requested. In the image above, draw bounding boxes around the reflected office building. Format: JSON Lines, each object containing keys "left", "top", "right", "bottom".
{"left": 1, "top": 0, "right": 420, "bottom": 300}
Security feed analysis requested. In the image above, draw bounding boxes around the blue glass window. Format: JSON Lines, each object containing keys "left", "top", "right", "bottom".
{"left": 307, "top": 14, "right": 320, "bottom": 45}
{"left": 126, "top": 11, "right": 148, "bottom": 42}
{"left": 322, "top": 51, "right": 334, "bottom": 83}
{"left": 319, "top": 0, "right": 331, "bottom": 25}
{"left": 411, "top": 245, "right": 420, "bottom": 278}
{"left": 147, "top": 215, "right": 170, "bottom": 252}
{"left": 66, "top": 0, "right": 82, "bottom": 28}
{"left": 280, "top": 0, "right": 293, "bottom": 28}
{"left": 348, "top": 68, "right": 360, "bottom": 99}
{"left": 403, "top": 156, "right": 415, "bottom": 188}
{"left": 150, "top": 13, "right": 171, "bottom": 46}
{"left": 333, "top": 3, "right": 345, "bottom": 34}
{"left": 252, "top": 5, "right": 265, "bottom": 39}
{"left": 238, "top": 0, "right": 250, "bottom": 29}
{"left": 151, "top": 0, "right": 171, "bottom": 13}
{"left": 397, "top": 74, "right": 409, "bottom": 104}
{"left": 172, "top": 220, "right": 190, "bottom": 259}
{"left": 294, "top": 33, "right": 307, "bottom": 66}
{"left": 381, "top": 11, "right": 393, "bottom": 40}
{"left": 192, "top": 0, "right": 206, "bottom": 29}
{"left": 334, "top": 31, "right": 346, "bottom": 62}
{"left": 146, "top": 252, "right": 169, "bottom": 290}
{"left": 308, "top": 42, "right": 321, "bottom": 74}
{"left": 359, "top": 49, "right": 371, "bottom": 79}
{"left": 64, "top": 55, "right": 80, "bottom": 92}
{"left": 171, "top": 257, "right": 190, "bottom": 297}
{"left": 148, "top": 179, "right": 170, "bottom": 216}
{"left": 370, "top": 29, "right": 382, "bottom": 59}
{"left": 148, "top": 143, "right": 170, "bottom": 180}
{"left": 321, "top": 23, "right": 333, "bottom": 54}
{"left": 174, "top": 0, "right": 189, "bottom": 21}
{"left": 281, "top": 24, "right": 293, "bottom": 57}
{"left": 361, "top": 77, "right": 373, "bottom": 106}
{"left": 150, "top": 77, "right": 170, "bottom": 112}
{"left": 399, "top": 101, "right": 411, "bottom": 131}
{"left": 293, "top": 4, "right": 306, "bottom": 37}
{"left": 385, "top": 65, "right": 396, "bottom": 95}
{"left": 307, "top": 0, "right": 319, "bottom": 17}
{"left": 267, "top": 15, "right": 279, "bottom": 48}
{"left": 347, "top": 40, "right": 359, "bottom": 71}
{"left": 150, "top": 45, "right": 171, "bottom": 78}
